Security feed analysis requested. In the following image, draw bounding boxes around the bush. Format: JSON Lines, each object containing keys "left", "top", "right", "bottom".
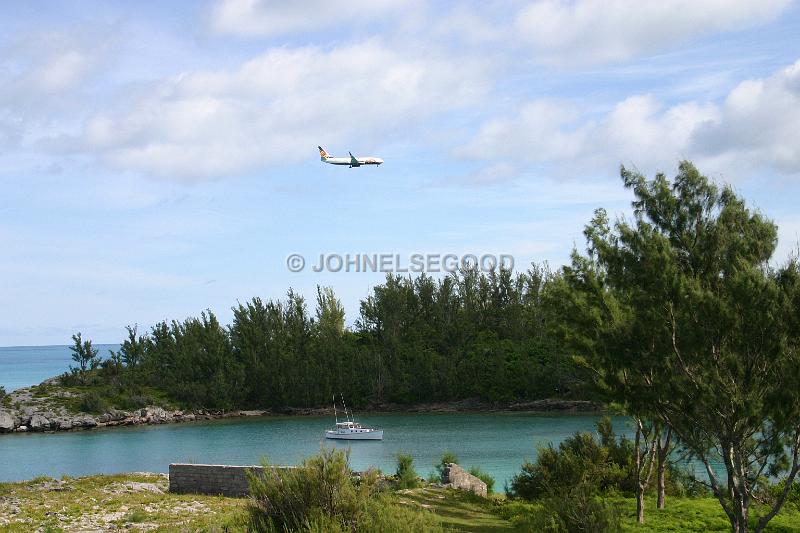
{"left": 246, "top": 447, "right": 377, "bottom": 532}
{"left": 504, "top": 482, "right": 621, "bottom": 533}
{"left": 510, "top": 418, "right": 634, "bottom": 500}
{"left": 358, "top": 495, "right": 443, "bottom": 532}
{"left": 0, "top": 386, "right": 6, "bottom": 401}
{"left": 395, "top": 453, "right": 418, "bottom": 489}
{"left": 435, "top": 451, "right": 459, "bottom": 483}
{"left": 468, "top": 466, "right": 495, "bottom": 494}
{"left": 80, "top": 391, "right": 109, "bottom": 414}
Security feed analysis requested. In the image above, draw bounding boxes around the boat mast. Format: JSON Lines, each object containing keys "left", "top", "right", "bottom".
{"left": 333, "top": 395, "right": 338, "bottom": 424}
{"left": 341, "top": 393, "right": 352, "bottom": 422}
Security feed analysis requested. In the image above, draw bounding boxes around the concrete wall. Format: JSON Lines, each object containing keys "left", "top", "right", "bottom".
{"left": 169, "top": 463, "right": 292, "bottom": 497}
{"left": 442, "top": 463, "right": 487, "bottom": 497}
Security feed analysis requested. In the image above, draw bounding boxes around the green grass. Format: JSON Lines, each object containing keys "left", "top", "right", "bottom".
{"left": 395, "top": 486, "right": 519, "bottom": 532}
{"left": 3, "top": 474, "right": 799, "bottom": 532}
{"left": 615, "top": 496, "right": 800, "bottom": 532}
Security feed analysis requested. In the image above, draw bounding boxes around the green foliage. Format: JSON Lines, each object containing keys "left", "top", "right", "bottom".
{"left": 435, "top": 451, "right": 459, "bottom": 483}
{"left": 498, "top": 485, "right": 621, "bottom": 533}
{"left": 79, "top": 391, "right": 109, "bottom": 414}
{"left": 557, "top": 161, "right": 800, "bottom": 531}
{"left": 0, "top": 386, "right": 6, "bottom": 401}
{"left": 510, "top": 417, "right": 634, "bottom": 500}
{"left": 395, "top": 453, "right": 418, "bottom": 489}
{"left": 69, "top": 332, "right": 100, "bottom": 384}
{"left": 68, "top": 267, "right": 592, "bottom": 413}
{"left": 467, "top": 466, "right": 495, "bottom": 494}
{"left": 357, "top": 495, "right": 443, "bottom": 532}
{"left": 246, "top": 447, "right": 377, "bottom": 532}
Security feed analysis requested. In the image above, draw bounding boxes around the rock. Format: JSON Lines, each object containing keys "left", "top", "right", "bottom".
{"left": 442, "top": 463, "right": 487, "bottom": 498}
{"left": 0, "top": 410, "right": 16, "bottom": 432}
{"left": 108, "top": 409, "right": 128, "bottom": 421}
{"left": 29, "top": 414, "right": 52, "bottom": 431}
{"left": 54, "top": 418, "right": 73, "bottom": 430}
{"left": 72, "top": 416, "right": 97, "bottom": 428}
{"left": 14, "top": 425, "right": 28, "bottom": 432}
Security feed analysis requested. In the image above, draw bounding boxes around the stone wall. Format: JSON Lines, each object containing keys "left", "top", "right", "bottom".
{"left": 442, "top": 463, "right": 487, "bottom": 497}
{"left": 169, "top": 463, "right": 292, "bottom": 497}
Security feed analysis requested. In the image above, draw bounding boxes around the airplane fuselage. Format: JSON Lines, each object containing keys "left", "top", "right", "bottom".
{"left": 322, "top": 156, "right": 383, "bottom": 166}
{"left": 318, "top": 146, "right": 383, "bottom": 167}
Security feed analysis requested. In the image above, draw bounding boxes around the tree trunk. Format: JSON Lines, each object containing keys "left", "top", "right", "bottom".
{"left": 636, "top": 490, "right": 645, "bottom": 523}
{"left": 656, "top": 426, "right": 672, "bottom": 509}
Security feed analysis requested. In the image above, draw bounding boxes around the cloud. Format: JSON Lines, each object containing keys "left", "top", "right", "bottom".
{"left": 0, "top": 29, "right": 112, "bottom": 154}
{"left": 70, "top": 40, "right": 488, "bottom": 181}
{"left": 210, "top": 0, "right": 420, "bottom": 38}
{"left": 514, "top": 0, "right": 792, "bottom": 65}
{"left": 691, "top": 60, "right": 800, "bottom": 174}
{"left": 464, "top": 59, "right": 800, "bottom": 181}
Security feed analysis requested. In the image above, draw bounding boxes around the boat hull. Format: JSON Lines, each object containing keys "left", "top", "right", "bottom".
{"left": 325, "top": 429, "right": 384, "bottom": 440}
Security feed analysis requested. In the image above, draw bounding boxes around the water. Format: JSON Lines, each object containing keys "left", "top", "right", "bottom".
{"left": 0, "top": 344, "right": 119, "bottom": 391}
{"left": 0, "top": 412, "right": 632, "bottom": 487}
{"left": 0, "top": 345, "right": 635, "bottom": 488}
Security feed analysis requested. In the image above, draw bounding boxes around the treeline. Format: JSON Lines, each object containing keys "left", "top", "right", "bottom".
{"left": 74, "top": 267, "right": 590, "bottom": 410}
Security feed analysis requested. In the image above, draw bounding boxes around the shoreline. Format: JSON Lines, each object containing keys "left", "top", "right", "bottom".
{"left": 0, "top": 382, "right": 602, "bottom": 436}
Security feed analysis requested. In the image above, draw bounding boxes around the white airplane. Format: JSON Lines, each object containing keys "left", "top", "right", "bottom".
{"left": 318, "top": 146, "right": 383, "bottom": 167}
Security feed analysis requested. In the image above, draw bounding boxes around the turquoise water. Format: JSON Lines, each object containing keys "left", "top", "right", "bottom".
{"left": 0, "top": 344, "right": 119, "bottom": 391}
{"left": 0, "top": 412, "right": 632, "bottom": 487}
{"left": 0, "top": 345, "right": 636, "bottom": 488}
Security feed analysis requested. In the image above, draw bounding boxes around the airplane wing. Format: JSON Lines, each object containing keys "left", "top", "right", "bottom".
{"left": 349, "top": 152, "right": 360, "bottom": 167}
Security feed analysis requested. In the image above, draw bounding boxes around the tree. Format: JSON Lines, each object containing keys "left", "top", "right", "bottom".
{"left": 561, "top": 161, "right": 800, "bottom": 532}
{"left": 119, "top": 325, "right": 147, "bottom": 368}
{"left": 69, "top": 332, "right": 100, "bottom": 384}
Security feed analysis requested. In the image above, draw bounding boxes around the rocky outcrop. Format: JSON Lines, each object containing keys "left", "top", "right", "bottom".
{"left": 0, "top": 411, "right": 15, "bottom": 432}
{"left": 29, "top": 414, "right": 52, "bottom": 431}
{"left": 442, "top": 463, "right": 487, "bottom": 498}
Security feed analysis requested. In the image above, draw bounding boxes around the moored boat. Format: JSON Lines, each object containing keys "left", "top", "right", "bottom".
{"left": 325, "top": 395, "right": 383, "bottom": 440}
{"left": 325, "top": 421, "right": 384, "bottom": 440}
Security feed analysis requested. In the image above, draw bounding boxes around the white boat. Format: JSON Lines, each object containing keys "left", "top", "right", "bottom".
{"left": 325, "top": 395, "right": 383, "bottom": 440}
{"left": 325, "top": 421, "right": 384, "bottom": 440}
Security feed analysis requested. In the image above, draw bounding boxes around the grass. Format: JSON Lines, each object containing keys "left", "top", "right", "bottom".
{"left": 395, "top": 486, "right": 519, "bottom": 532}
{"left": 0, "top": 472, "right": 244, "bottom": 532}
{"left": 615, "top": 496, "right": 800, "bottom": 532}
{"left": 2, "top": 474, "right": 799, "bottom": 532}
{"left": 22, "top": 381, "right": 180, "bottom": 414}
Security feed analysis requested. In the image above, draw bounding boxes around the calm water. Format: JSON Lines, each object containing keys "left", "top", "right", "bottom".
{"left": 0, "top": 345, "right": 635, "bottom": 488}
{"left": 0, "top": 412, "right": 632, "bottom": 487}
{"left": 0, "top": 344, "right": 119, "bottom": 391}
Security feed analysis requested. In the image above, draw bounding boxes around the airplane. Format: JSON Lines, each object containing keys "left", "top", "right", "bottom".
{"left": 318, "top": 146, "right": 383, "bottom": 168}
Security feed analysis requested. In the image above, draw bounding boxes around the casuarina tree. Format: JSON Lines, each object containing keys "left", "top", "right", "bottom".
{"left": 559, "top": 161, "right": 800, "bottom": 533}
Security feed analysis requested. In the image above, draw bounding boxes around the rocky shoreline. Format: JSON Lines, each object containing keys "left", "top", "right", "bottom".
{"left": 0, "top": 382, "right": 601, "bottom": 436}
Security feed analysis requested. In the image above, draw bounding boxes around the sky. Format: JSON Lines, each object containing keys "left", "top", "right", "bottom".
{"left": 1, "top": 0, "right": 800, "bottom": 346}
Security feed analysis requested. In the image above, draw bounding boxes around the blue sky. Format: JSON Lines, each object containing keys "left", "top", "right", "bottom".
{"left": 2, "top": 0, "right": 800, "bottom": 346}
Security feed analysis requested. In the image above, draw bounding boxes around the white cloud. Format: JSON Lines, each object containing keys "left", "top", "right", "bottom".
{"left": 73, "top": 40, "right": 488, "bottom": 181}
{"left": 210, "top": 0, "right": 421, "bottom": 37}
{"left": 691, "top": 60, "right": 800, "bottom": 174}
{"left": 465, "top": 59, "right": 800, "bottom": 181}
{"left": 515, "top": 0, "right": 792, "bottom": 65}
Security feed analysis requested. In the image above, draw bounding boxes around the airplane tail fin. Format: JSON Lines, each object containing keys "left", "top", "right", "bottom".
{"left": 318, "top": 146, "right": 330, "bottom": 159}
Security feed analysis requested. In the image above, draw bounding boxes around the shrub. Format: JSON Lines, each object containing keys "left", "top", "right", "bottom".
{"left": 80, "top": 391, "right": 109, "bottom": 414}
{"left": 468, "top": 466, "right": 495, "bottom": 494}
{"left": 507, "top": 482, "right": 621, "bottom": 533}
{"left": 0, "top": 386, "right": 6, "bottom": 400}
{"left": 510, "top": 418, "right": 634, "bottom": 500}
{"left": 395, "top": 453, "right": 418, "bottom": 489}
{"left": 358, "top": 495, "right": 443, "bottom": 532}
{"left": 246, "top": 447, "right": 376, "bottom": 532}
{"left": 435, "top": 451, "right": 460, "bottom": 483}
